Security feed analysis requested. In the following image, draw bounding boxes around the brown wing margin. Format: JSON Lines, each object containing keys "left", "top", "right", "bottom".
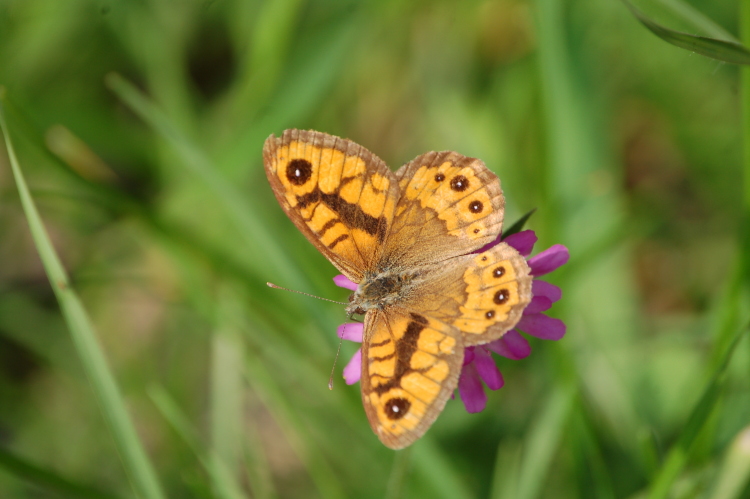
{"left": 263, "top": 129, "right": 400, "bottom": 281}
{"left": 360, "top": 307, "right": 463, "bottom": 449}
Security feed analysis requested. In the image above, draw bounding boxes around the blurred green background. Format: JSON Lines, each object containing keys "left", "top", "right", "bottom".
{"left": 1, "top": 0, "right": 749, "bottom": 498}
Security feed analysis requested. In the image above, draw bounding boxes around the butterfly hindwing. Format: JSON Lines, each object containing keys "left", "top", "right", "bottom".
{"left": 390, "top": 242, "right": 532, "bottom": 346}
{"left": 361, "top": 307, "right": 463, "bottom": 449}
{"left": 263, "top": 130, "right": 400, "bottom": 281}
{"left": 450, "top": 242, "right": 532, "bottom": 345}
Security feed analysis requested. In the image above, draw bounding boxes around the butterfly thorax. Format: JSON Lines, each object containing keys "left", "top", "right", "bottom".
{"left": 345, "top": 268, "right": 423, "bottom": 316}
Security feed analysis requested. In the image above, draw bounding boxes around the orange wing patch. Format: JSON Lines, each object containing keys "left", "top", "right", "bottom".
{"left": 398, "top": 152, "right": 504, "bottom": 242}
{"left": 263, "top": 130, "right": 399, "bottom": 279}
{"left": 453, "top": 242, "right": 533, "bottom": 344}
{"left": 362, "top": 309, "right": 462, "bottom": 449}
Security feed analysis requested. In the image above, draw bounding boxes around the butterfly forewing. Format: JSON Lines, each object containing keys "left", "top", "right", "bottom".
{"left": 263, "top": 130, "right": 400, "bottom": 281}
{"left": 381, "top": 152, "right": 505, "bottom": 268}
{"left": 361, "top": 307, "right": 463, "bottom": 449}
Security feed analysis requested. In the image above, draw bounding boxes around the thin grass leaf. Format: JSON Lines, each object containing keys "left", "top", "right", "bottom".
{"left": 148, "top": 386, "right": 247, "bottom": 499}
{"left": 243, "top": 400, "right": 278, "bottom": 499}
{"left": 515, "top": 384, "right": 576, "bottom": 499}
{"left": 103, "top": 73, "right": 307, "bottom": 291}
{"left": 243, "top": 347, "right": 346, "bottom": 499}
{"left": 210, "top": 286, "right": 247, "bottom": 498}
{"left": 384, "top": 447, "right": 412, "bottom": 499}
{"left": 647, "top": 323, "right": 749, "bottom": 499}
{"left": 656, "top": 0, "right": 737, "bottom": 40}
{"left": 490, "top": 440, "right": 522, "bottom": 499}
{"left": 503, "top": 209, "right": 536, "bottom": 239}
{"left": 221, "top": 17, "right": 357, "bottom": 176}
{"left": 622, "top": 0, "right": 750, "bottom": 65}
{"left": 412, "top": 439, "right": 473, "bottom": 499}
{"left": 0, "top": 447, "right": 124, "bottom": 499}
{"left": 742, "top": 2, "right": 750, "bottom": 294}
{"left": 707, "top": 426, "right": 750, "bottom": 499}
{"left": 0, "top": 93, "right": 166, "bottom": 499}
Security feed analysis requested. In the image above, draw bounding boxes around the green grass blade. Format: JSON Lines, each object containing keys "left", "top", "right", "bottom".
{"left": 647, "top": 324, "right": 749, "bottom": 499}
{"left": 243, "top": 347, "right": 346, "bottom": 499}
{"left": 210, "top": 286, "right": 247, "bottom": 498}
{"left": 742, "top": 0, "right": 750, "bottom": 294}
{"left": 515, "top": 384, "right": 576, "bottom": 499}
{"left": 0, "top": 446, "right": 125, "bottom": 499}
{"left": 384, "top": 447, "right": 412, "bottom": 499}
{"left": 503, "top": 209, "right": 536, "bottom": 239}
{"left": 103, "top": 73, "right": 306, "bottom": 291}
{"left": 148, "top": 386, "right": 247, "bottom": 499}
{"left": 707, "top": 426, "right": 750, "bottom": 499}
{"left": 621, "top": 0, "right": 750, "bottom": 65}
{"left": 412, "top": 439, "right": 473, "bottom": 499}
{"left": 0, "top": 94, "right": 165, "bottom": 499}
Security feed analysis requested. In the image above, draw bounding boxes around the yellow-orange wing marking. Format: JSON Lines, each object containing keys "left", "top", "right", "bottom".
{"left": 263, "top": 129, "right": 399, "bottom": 281}
{"left": 361, "top": 307, "right": 463, "bottom": 449}
{"left": 382, "top": 152, "right": 505, "bottom": 268}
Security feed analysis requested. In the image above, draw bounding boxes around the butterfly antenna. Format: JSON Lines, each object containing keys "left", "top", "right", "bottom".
{"left": 328, "top": 336, "right": 344, "bottom": 390}
{"left": 266, "top": 282, "right": 348, "bottom": 305}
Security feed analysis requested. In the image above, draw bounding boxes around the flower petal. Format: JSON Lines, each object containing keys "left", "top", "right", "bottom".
{"left": 337, "top": 323, "right": 364, "bottom": 342}
{"left": 473, "top": 233, "right": 503, "bottom": 254}
{"left": 343, "top": 349, "right": 362, "bottom": 385}
{"left": 474, "top": 348, "right": 504, "bottom": 390}
{"left": 486, "top": 330, "right": 531, "bottom": 360}
{"left": 503, "top": 230, "right": 537, "bottom": 257}
{"left": 333, "top": 274, "right": 358, "bottom": 291}
{"left": 528, "top": 244, "right": 570, "bottom": 276}
{"left": 463, "top": 346, "right": 476, "bottom": 366}
{"left": 458, "top": 363, "right": 487, "bottom": 413}
{"left": 525, "top": 295, "right": 553, "bottom": 314}
{"left": 532, "top": 280, "right": 562, "bottom": 303}
{"left": 517, "top": 313, "right": 566, "bottom": 340}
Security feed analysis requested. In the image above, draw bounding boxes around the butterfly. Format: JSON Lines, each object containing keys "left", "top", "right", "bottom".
{"left": 263, "top": 129, "right": 532, "bottom": 449}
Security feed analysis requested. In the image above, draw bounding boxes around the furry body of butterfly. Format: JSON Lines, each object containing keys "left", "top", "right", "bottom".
{"left": 264, "top": 129, "right": 532, "bottom": 449}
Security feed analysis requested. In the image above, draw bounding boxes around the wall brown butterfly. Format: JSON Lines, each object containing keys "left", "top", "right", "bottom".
{"left": 264, "top": 129, "right": 532, "bottom": 449}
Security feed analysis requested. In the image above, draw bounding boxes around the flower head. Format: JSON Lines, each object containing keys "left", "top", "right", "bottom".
{"left": 333, "top": 229, "right": 569, "bottom": 413}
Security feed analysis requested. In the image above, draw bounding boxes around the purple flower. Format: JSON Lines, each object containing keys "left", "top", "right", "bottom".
{"left": 333, "top": 230, "right": 569, "bottom": 413}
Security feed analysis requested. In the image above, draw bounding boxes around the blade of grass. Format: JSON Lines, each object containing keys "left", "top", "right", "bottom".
{"left": 412, "top": 439, "right": 473, "bottom": 499}
{"left": 243, "top": 397, "right": 278, "bottom": 499}
{"left": 243, "top": 345, "right": 346, "bottom": 499}
{"left": 148, "top": 386, "right": 247, "bottom": 499}
{"left": 210, "top": 286, "right": 247, "bottom": 498}
{"left": 0, "top": 446, "right": 125, "bottom": 499}
{"left": 742, "top": 0, "right": 750, "bottom": 292}
{"left": 384, "top": 447, "right": 412, "bottom": 499}
{"left": 490, "top": 440, "right": 522, "bottom": 499}
{"left": 220, "top": 17, "right": 358, "bottom": 177}
{"left": 656, "top": 0, "right": 737, "bottom": 40}
{"left": 0, "top": 92, "right": 165, "bottom": 499}
{"left": 647, "top": 323, "right": 749, "bottom": 499}
{"left": 621, "top": 0, "right": 750, "bottom": 65}
{"left": 103, "top": 73, "right": 306, "bottom": 292}
{"left": 503, "top": 208, "right": 536, "bottom": 238}
{"left": 515, "top": 383, "right": 576, "bottom": 499}
{"left": 707, "top": 426, "right": 750, "bottom": 499}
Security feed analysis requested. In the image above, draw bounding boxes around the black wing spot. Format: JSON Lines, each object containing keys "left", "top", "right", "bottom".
{"left": 384, "top": 397, "right": 411, "bottom": 420}
{"left": 286, "top": 159, "right": 313, "bottom": 185}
